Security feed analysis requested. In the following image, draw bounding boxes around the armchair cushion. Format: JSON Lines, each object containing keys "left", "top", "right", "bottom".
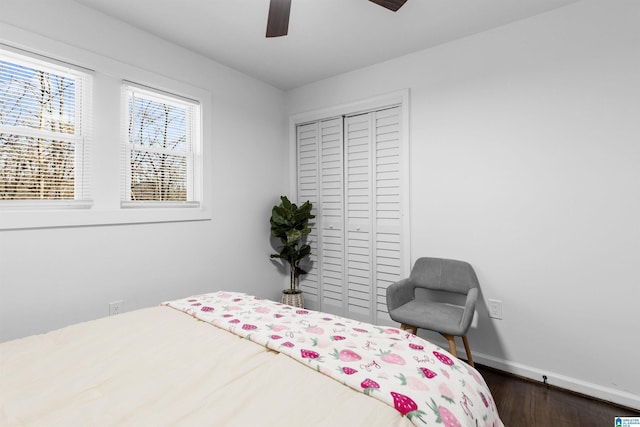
{"left": 388, "top": 299, "right": 468, "bottom": 336}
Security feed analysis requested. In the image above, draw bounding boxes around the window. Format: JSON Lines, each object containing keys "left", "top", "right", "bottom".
{"left": 122, "top": 83, "right": 201, "bottom": 207}
{"left": 0, "top": 41, "right": 210, "bottom": 230}
{"left": 0, "top": 49, "right": 91, "bottom": 205}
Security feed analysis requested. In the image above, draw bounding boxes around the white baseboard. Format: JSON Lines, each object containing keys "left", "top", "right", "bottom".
{"left": 472, "top": 351, "right": 640, "bottom": 411}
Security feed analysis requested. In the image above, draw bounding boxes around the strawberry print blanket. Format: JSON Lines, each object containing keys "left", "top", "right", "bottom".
{"left": 164, "top": 292, "right": 503, "bottom": 427}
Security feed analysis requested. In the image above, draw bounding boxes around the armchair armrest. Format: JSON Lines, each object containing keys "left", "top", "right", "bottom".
{"left": 386, "top": 278, "right": 415, "bottom": 311}
{"left": 459, "top": 287, "right": 478, "bottom": 332}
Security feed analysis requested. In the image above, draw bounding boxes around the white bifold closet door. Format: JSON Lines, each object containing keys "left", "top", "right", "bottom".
{"left": 296, "top": 106, "right": 404, "bottom": 325}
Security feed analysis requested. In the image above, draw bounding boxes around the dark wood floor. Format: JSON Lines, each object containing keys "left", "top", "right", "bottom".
{"left": 476, "top": 365, "right": 639, "bottom": 427}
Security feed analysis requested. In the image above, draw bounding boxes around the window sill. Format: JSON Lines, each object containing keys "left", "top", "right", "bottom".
{"left": 121, "top": 201, "right": 200, "bottom": 209}
{"left": 0, "top": 200, "right": 94, "bottom": 211}
{"left": 0, "top": 205, "right": 211, "bottom": 230}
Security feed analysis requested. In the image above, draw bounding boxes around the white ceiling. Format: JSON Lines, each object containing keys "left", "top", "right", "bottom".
{"left": 72, "top": 0, "right": 580, "bottom": 90}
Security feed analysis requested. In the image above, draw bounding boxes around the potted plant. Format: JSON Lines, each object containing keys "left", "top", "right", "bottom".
{"left": 269, "top": 195, "right": 315, "bottom": 307}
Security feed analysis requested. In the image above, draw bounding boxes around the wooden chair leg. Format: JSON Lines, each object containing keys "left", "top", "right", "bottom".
{"left": 400, "top": 323, "right": 418, "bottom": 335}
{"left": 441, "top": 333, "right": 458, "bottom": 357}
{"left": 462, "top": 335, "right": 474, "bottom": 367}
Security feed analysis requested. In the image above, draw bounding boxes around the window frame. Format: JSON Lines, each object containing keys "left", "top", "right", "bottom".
{"left": 0, "top": 37, "right": 211, "bottom": 231}
{"left": 0, "top": 47, "right": 93, "bottom": 208}
{"left": 121, "top": 81, "right": 202, "bottom": 209}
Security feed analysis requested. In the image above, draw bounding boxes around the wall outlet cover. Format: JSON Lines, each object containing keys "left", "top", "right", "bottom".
{"left": 488, "top": 299, "right": 503, "bottom": 320}
{"left": 109, "top": 300, "right": 124, "bottom": 316}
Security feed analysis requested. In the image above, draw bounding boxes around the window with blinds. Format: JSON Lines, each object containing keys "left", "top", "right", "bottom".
{"left": 122, "top": 83, "right": 201, "bottom": 207}
{"left": 0, "top": 49, "right": 92, "bottom": 204}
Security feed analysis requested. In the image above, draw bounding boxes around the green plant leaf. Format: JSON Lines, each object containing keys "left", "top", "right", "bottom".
{"left": 299, "top": 244, "right": 311, "bottom": 257}
{"left": 280, "top": 195, "right": 292, "bottom": 211}
{"left": 285, "top": 229, "right": 302, "bottom": 245}
{"left": 269, "top": 196, "right": 315, "bottom": 279}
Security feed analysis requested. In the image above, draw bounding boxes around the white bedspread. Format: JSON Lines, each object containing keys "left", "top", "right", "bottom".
{"left": 1, "top": 292, "right": 504, "bottom": 426}
{"left": 1, "top": 306, "right": 414, "bottom": 426}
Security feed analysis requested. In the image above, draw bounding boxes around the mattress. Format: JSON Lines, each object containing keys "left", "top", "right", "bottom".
{"left": 0, "top": 291, "right": 504, "bottom": 426}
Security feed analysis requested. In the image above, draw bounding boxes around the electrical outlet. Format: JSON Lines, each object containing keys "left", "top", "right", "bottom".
{"left": 488, "top": 299, "right": 503, "bottom": 320}
{"left": 109, "top": 300, "right": 124, "bottom": 316}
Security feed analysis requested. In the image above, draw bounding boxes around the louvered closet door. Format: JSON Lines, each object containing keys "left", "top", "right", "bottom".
{"left": 344, "top": 113, "right": 374, "bottom": 322}
{"left": 296, "top": 118, "right": 345, "bottom": 313}
{"left": 296, "top": 122, "right": 320, "bottom": 308}
{"left": 372, "top": 106, "right": 403, "bottom": 323}
{"left": 317, "top": 118, "right": 345, "bottom": 315}
{"left": 344, "top": 106, "right": 403, "bottom": 323}
{"left": 296, "top": 106, "right": 404, "bottom": 323}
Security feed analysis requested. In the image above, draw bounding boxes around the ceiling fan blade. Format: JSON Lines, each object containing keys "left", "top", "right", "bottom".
{"left": 368, "top": 0, "right": 407, "bottom": 12}
{"left": 266, "top": 0, "right": 292, "bottom": 38}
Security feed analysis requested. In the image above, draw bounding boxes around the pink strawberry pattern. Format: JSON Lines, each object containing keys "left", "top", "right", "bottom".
{"left": 480, "top": 392, "right": 489, "bottom": 408}
{"left": 163, "top": 291, "right": 504, "bottom": 427}
{"left": 300, "top": 349, "right": 321, "bottom": 359}
{"left": 306, "top": 325, "right": 324, "bottom": 334}
{"left": 439, "top": 383, "right": 456, "bottom": 403}
{"left": 427, "top": 398, "right": 462, "bottom": 427}
{"left": 433, "top": 351, "right": 454, "bottom": 366}
{"left": 340, "top": 366, "right": 358, "bottom": 375}
{"left": 419, "top": 367, "right": 438, "bottom": 379}
{"left": 361, "top": 378, "right": 380, "bottom": 395}
{"left": 391, "top": 392, "right": 426, "bottom": 422}
{"left": 378, "top": 350, "right": 406, "bottom": 365}
{"left": 396, "top": 373, "right": 429, "bottom": 391}
{"left": 331, "top": 348, "right": 362, "bottom": 362}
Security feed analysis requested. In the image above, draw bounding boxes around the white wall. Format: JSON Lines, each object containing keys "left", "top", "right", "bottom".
{"left": 286, "top": 0, "right": 640, "bottom": 409}
{"left": 0, "top": 1, "right": 290, "bottom": 341}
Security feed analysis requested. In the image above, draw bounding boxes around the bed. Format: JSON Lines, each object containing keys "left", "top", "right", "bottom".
{"left": 0, "top": 291, "right": 504, "bottom": 426}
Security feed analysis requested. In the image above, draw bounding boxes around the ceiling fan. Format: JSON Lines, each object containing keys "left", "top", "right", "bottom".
{"left": 266, "top": 0, "right": 408, "bottom": 38}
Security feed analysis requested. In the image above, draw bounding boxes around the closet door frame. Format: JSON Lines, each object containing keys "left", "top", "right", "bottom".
{"left": 289, "top": 90, "right": 411, "bottom": 320}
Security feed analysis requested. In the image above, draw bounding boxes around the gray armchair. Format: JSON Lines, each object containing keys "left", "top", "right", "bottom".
{"left": 386, "top": 257, "right": 479, "bottom": 366}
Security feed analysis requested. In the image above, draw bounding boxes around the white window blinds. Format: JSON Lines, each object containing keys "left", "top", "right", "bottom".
{"left": 121, "top": 83, "right": 200, "bottom": 207}
{"left": 0, "top": 49, "right": 92, "bottom": 205}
